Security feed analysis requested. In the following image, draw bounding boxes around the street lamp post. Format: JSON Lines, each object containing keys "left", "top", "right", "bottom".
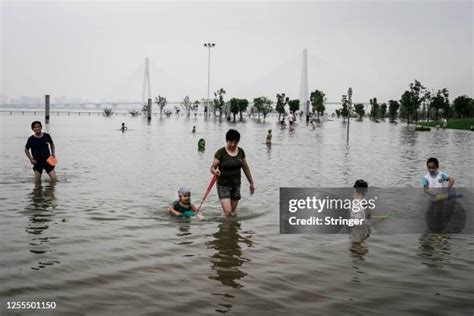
{"left": 204, "top": 43, "right": 216, "bottom": 117}
{"left": 346, "top": 87, "right": 352, "bottom": 144}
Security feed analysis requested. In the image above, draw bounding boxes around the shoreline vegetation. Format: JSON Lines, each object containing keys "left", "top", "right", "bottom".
{"left": 417, "top": 118, "right": 474, "bottom": 131}
{"left": 2, "top": 80, "right": 473, "bottom": 130}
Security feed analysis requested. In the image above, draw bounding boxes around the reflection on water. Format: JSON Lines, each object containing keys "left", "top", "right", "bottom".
{"left": 349, "top": 227, "right": 371, "bottom": 257}
{"left": 207, "top": 219, "right": 253, "bottom": 313}
{"left": 425, "top": 199, "right": 466, "bottom": 234}
{"left": 266, "top": 142, "right": 272, "bottom": 155}
{"left": 341, "top": 145, "right": 351, "bottom": 186}
{"left": 399, "top": 125, "right": 419, "bottom": 147}
{"left": 25, "top": 182, "right": 57, "bottom": 235}
{"left": 176, "top": 220, "right": 192, "bottom": 237}
{"left": 418, "top": 199, "right": 466, "bottom": 269}
{"left": 23, "top": 182, "right": 61, "bottom": 269}
{"left": 1, "top": 115, "right": 473, "bottom": 315}
{"left": 418, "top": 233, "right": 452, "bottom": 269}
{"left": 207, "top": 220, "right": 252, "bottom": 288}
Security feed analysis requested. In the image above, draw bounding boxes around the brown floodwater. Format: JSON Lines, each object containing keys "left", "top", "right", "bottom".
{"left": 1, "top": 113, "right": 473, "bottom": 315}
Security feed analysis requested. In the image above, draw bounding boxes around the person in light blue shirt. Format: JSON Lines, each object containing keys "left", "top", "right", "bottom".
{"left": 421, "top": 157, "right": 455, "bottom": 196}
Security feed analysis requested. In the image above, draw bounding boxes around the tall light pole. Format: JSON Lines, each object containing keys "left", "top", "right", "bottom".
{"left": 346, "top": 87, "right": 352, "bottom": 144}
{"left": 204, "top": 42, "right": 216, "bottom": 117}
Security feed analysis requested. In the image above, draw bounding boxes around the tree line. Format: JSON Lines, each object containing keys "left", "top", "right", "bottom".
{"left": 339, "top": 80, "right": 474, "bottom": 123}
{"left": 145, "top": 80, "right": 473, "bottom": 123}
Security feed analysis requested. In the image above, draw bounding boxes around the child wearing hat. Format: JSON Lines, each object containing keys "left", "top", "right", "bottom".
{"left": 168, "top": 186, "right": 199, "bottom": 218}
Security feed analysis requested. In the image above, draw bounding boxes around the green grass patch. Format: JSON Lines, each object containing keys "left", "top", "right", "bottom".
{"left": 415, "top": 126, "right": 431, "bottom": 131}
{"left": 418, "top": 118, "right": 474, "bottom": 130}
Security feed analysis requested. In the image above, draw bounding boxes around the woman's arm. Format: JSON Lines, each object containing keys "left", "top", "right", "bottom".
{"left": 242, "top": 158, "right": 255, "bottom": 194}
{"left": 210, "top": 158, "right": 221, "bottom": 176}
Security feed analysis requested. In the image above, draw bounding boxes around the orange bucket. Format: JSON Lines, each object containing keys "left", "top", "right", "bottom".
{"left": 46, "top": 156, "right": 58, "bottom": 167}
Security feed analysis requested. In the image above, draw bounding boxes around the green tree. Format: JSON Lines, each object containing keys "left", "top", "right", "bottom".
{"left": 193, "top": 100, "right": 200, "bottom": 112}
{"left": 230, "top": 98, "right": 239, "bottom": 122}
{"left": 275, "top": 93, "right": 289, "bottom": 121}
{"left": 339, "top": 96, "right": 349, "bottom": 122}
{"left": 310, "top": 90, "right": 326, "bottom": 120}
{"left": 213, "top": 88, "right": 226, "bottom": 117}
{"left": 181, "top": 96, "right": 192, "bottom": 117}
{"left": 369, "top": 98, "right": 379, "bottom": 121}
{"left": 288, "top": 99, "right": 300, "bottom": 114}
{"left": 388, "top": 100, "right": 400, "bottom": 122}
{"left": 253, "top": 97, "right": 273, "bottom": 121}
{"left": 399, "top": 80, "right": 427, "bottom": 124}
{"left": 399, "top": 91, "right": 413, "bottom": 123}
{"left": 380, "top": 103, "right": 387, "bottom": 120}
{"left": 238, "top": 99, "right": 249, "bottom": 121}
{"left": 440, "top": 89, "right": 451, "bottom": 118}
{"left": 154, "top": 95, "right": 167, "bottom": 115}
{"left": 252, "top": 98, "right": 262, "bottom": 120}
{"left": 409, "top": 80, "right": 426, "bottom": 122}
{"left": 354, "top": 103, "right": 365, "bottom": 120}
{"left": 335, "top": 109, "right": 341, "bottom": 118}
{"left": 453, "top": 95, "right": 473, "bottom": 118}
{"left": 430, "top": 88, "right": 450, "bottom": 121}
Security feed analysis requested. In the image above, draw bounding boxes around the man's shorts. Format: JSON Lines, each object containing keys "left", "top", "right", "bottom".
{"left": 33, "top": 159, "right": 55, "bottom": 174}
{"left": 217, "top": 184, "right": 241, "bottom": 201}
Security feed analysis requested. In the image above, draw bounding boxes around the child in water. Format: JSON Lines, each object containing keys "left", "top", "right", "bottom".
{"left": 121, "top": 122, "right": 127, "bottom": 132}
{"left": 266, "top": 129, "right": 272, "bottom": 145}
{"left": 421, "top": 157, "right": 455, "bottom": 196}
{"left": 350, "top": 179, "right": 371, "bottom": 245}
{"left": 168, "top": 187, "right": 200, "bottom": 218}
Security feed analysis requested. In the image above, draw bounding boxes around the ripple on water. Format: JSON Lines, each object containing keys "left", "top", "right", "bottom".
{"left": 1, "top": 116, "right": 473, "bottom": 315}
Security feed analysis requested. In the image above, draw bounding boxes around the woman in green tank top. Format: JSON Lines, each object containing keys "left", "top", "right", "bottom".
{"left": 210, "top": 129, "right": 255, "bottom": 216}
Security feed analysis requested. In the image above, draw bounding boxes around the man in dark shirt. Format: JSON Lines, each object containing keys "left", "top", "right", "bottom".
{"left": 25, "top": 121, "right": 57, "bottom": 182}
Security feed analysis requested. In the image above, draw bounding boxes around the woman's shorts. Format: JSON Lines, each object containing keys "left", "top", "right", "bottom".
{"left": 217, "top": 184, "right": 241, "bottom": 201}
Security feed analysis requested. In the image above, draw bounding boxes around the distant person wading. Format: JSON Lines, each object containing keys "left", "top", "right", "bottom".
{"left": 210, "top": 129, "right": 255, "bottom": 216}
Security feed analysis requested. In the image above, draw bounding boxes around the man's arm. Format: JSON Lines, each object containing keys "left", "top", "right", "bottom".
{"left": 25, "top": 148, "right": 35, "bottom": 164}
{"left": 50, "top": 142, "right": 56, "bottom": 157}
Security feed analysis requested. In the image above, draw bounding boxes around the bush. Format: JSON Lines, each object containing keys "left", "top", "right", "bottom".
{"left": 415, "top": 125, "right": 431, "bottom": 131}
{"left": 103, "top": 107, "right": 113, "bottom": 117}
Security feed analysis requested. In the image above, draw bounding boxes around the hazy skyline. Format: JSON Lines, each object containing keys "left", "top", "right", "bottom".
{"left": 1, "top": 1, "right": 472, "bottom": 103}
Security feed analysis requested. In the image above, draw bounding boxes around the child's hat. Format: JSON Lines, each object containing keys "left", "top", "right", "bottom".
{"left": 178, "top": 186, "right": 191, "bottom": 196}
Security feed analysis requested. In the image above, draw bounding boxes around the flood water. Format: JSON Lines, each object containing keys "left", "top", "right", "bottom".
{"left": 1, "top": 113, "right": 473, "bottom": 315}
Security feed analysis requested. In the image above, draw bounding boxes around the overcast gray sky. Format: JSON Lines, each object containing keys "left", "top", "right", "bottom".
{"left": 1, "top": 0, "right": 472, "bottom": 103}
